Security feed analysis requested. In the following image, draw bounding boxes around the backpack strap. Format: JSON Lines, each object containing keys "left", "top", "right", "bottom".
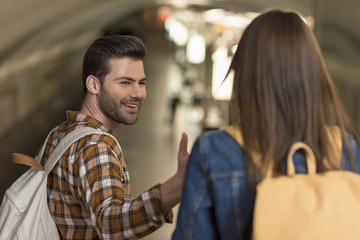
{"left": 12, "top": 127, "right": 120, "bottom": 175}
{"left": 224, "top": 123, "right": 244, "bottom": 147}
{"left": 286, "top": 142, "right": 317, "bottom": 176}
{"left": 12, "top": 153, "right": 45, "bottom": 171}
{"left": 224, "top": 123, "right": 343, "bottom": 177}
{"left": 12, "top": 128, "right": 58, "bottom": 171}
{"left": 43, "top": 127, "right": 119, "bottom": 175}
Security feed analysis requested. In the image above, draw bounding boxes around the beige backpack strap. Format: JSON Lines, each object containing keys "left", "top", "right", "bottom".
{"left": 224, "top": 124, "right": 343, "bottom": 176}
{"left": 325, "top": 126, "right": 343, "bottom": 168}
{"left": 286, "top": 142, "right": 317, "bottom": 176}
{"left": 224, "top": 123, "right": 244, "bottom": 147}
{"left": 224, "top": 124, "right": 269, "bottom": 175}
{"left": 286, "top": 127, "right": 342, "bottom": 175}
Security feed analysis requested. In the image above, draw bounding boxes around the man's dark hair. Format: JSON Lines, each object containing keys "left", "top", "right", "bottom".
{"left": 82, "top": 35, "right": 146, "bottom": 93}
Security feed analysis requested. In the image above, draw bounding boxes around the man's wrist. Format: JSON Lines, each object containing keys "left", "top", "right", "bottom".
{"left": 160, "top": 174, "right": 183, "bottom": 214}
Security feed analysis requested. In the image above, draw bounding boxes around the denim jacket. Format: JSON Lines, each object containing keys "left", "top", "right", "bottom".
{"left": 172, "top": 129, "right": 360, "bottom": 240}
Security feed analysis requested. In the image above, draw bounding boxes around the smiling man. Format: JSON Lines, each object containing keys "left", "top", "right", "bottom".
{"left": 82, "top": 57, "right": 147, "bottom": 127}
{"left": 38, "top": 35, "right": 189, "bottom": 239}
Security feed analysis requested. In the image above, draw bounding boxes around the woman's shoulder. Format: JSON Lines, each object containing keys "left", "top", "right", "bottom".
{"left": 194, "top": 129, "right": 247, "bottom": 169}
{"left": 344, "top": 134, "right": 360, "bottom": 170}
{"left": 198, "top": 128, "right": 243, "bottom": 148}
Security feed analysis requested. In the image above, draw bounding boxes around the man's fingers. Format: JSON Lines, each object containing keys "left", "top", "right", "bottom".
{"left": 179, "top": 132, "right": 189, "bottom": 158}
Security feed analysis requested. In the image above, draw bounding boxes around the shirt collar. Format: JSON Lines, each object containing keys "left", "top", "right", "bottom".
{"left": 66, "top": 110, "right": 117, "bottom": 137}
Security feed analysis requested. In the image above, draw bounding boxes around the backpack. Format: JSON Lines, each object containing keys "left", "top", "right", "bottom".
{"left": 224, "top": 124, "right": 360, "bottom": 240}
{"left": 0, "top": 127, "right": 108, "bottom": 240}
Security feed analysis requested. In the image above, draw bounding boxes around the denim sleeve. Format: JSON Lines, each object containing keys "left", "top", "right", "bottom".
{"left": 172, "top": 138, "right": 218, "bottom": 240}
{"left": 341, "top": 135, "right": 360, "bottom": 171}
{"left": 350, "top": 137, "right": 360, "bottom": 172}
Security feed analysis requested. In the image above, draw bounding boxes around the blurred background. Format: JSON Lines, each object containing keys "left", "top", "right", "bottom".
{"left": 0, "top": 0, "right": 359, "bottom": 239}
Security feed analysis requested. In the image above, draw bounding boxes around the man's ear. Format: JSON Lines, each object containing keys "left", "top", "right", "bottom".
{"left": 85, "top": 75, "right": 100, "bottom": 94}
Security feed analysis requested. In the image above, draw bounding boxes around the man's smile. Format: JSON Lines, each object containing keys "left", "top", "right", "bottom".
{"left": 122, "top": 101, "right": 142, "bottom": 113}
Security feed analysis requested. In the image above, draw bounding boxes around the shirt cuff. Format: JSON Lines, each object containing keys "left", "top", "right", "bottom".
{"left": 150, "top": 183, "right": 174, "bottom": 224}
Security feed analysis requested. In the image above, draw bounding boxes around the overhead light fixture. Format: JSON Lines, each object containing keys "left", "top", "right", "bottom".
{"left": 186, "top": 32, "right": 206, "bottom": 64}
{"left": 212, "top": 46, "right": 233, "bottom": 100}
{"left": 167, "top": 18, "right": 188, "bottom": 46}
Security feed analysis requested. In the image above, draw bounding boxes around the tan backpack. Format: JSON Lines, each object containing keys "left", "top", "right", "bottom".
{"left": 225, "top": 124, "right": 360, "bottom": 240}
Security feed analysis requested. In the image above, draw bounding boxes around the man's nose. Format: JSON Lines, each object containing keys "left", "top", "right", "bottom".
{"left": 130, "top": 84, "right": 146, "bottom": 99}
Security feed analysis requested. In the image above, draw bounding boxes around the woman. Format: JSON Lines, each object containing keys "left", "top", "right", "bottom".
{"left": 172, "top": 10, "right": 360, "bottom": 240}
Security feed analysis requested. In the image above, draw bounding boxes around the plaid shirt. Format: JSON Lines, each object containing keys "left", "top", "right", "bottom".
{"left": 39, "top": 111, "right": 172, "bottom": 239}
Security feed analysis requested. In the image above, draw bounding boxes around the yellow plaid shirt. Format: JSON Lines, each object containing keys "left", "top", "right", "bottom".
{"left": 39, "top": 111, "right": 172, "bottom": 239}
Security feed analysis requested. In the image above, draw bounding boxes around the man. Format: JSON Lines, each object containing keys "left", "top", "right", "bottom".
{"left": 39, "top": 35, "right": 189, "bottom": 239}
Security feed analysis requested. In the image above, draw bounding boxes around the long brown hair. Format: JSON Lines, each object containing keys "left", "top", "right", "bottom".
{"left": 227, "top": 10, "right": 357, "bottom": 178}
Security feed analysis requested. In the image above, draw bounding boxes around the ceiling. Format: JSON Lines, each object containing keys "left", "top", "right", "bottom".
{"left": 0, "top": 0, "right": 358, "bottom": 129}
{"left": 0, "top": 0, "right": 313, "bottom": 58}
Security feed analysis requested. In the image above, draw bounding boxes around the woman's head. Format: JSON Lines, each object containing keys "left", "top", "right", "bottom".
{"left": 228, "top": 10, "right": 354, "bottom": 174}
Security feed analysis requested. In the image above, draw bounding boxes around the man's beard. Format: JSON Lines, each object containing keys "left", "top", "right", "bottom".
{"left": 98, "top": 87, "right": 141, "bottom": 125}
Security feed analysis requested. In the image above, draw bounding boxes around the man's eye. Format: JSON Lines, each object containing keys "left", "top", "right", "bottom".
{"left": 120, "top": 81, "right": 130, "bottom": 85}
{"left": 139, "top": 81, "right": 146, "bottom": 86}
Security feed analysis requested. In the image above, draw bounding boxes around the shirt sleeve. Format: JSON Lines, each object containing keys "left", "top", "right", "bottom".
{"left": 77, "top": 141, "right": 173, "bottom": 239}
